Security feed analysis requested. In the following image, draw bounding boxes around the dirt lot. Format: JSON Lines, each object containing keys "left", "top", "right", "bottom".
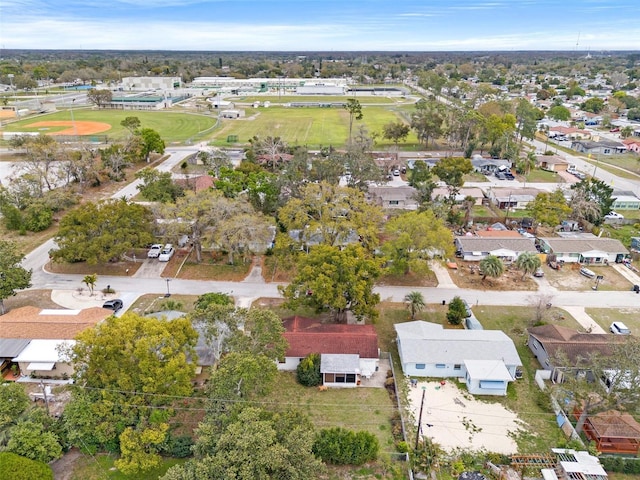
{"left": 544, "top": 263, "right": 633, "bottom": 291}
{"left": 449, "top": 261, "right": 539, "bottom": 291}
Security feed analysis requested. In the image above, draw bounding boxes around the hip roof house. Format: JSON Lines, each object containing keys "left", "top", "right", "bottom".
{"left": 395, "top": 321, "right": 522, "bottom": 396}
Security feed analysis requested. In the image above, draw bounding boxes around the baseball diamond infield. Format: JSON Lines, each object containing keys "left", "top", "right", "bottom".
{"left": 25, "top": 121, "right": 112, "bottom": 135}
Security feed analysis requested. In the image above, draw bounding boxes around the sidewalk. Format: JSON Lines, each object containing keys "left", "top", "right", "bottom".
{"left": 560, "top": 306, "right": 606, "bottom": 334}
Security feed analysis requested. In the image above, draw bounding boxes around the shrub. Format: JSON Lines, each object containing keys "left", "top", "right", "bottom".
{"left": 447, "top": 296, "right": 466, "bottom": 325}
{"left": 296, "top": 353, "right": 322, "bottom": 387}
{"left": 0, "top": 452, "right": 53, "bottom": 480}
{"left": 313, "top": 427, "right": 379, "bottom": 465}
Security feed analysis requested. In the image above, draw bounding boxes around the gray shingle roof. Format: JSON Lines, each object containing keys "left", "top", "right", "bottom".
{"left": 456, "top": 236, "right": 537, "bottom": 253}
{"left": 395, "top": 321, "right": 522, "bottom": 366}
{"left": 320, "top": 353, "right": 360, "bottom": 373}
{"left": 0, "top": 338, "right": 31, "bottom": 358}
{"left": 539, "top": 237, "right": 628, "bottom": 254}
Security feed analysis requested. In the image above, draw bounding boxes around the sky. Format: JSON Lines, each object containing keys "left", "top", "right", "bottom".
{"left": 1, "top": 0, "right": 639, "bottom": 51}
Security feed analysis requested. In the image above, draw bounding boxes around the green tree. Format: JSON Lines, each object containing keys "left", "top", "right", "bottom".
{"left": 6, "top": 421, "right": 62, "bottom": 463}
{"left": 278, "top": 182, "right": 383, "bottom": 252}
{"left": 345, "top": 98, "right": 363, "bottom": 143}
{"left": 194, "top": 292, "right": 233, "bottom": 310}
{"left": 0, "top": 452, "right": 53, "bottom": 480}
{"left": 411, "top": 99, "right": 445, "bottom": 147}
{"left": 431, "top": 157, "right": 473, "bottom": 202}
{"left": 313, "top": 427, "right": 379, "bottom": 465}
{"left": 570, "top": 178, "right": 615, "bottom": 225}
{"left": 552, "top": 336, "right": 640, "bottom": 435}
{"left": 548, "top": 105, "right": 571, "bottom": 121}
{"left": 479, "top": 255, "right": 505, "bottom": 282}
{"left": 528, "top": 190, "right": 572, "bottom": 227}
{"left": 86, "top": 88, "right": 112, "bottom": 107}
{"left": 208, "top": 352, "right": 278, "bottom": 402}
{"left": 620, "top": 126, "right": 634, "bottom": 139}
{"left": 515, "top": 251, "right": 541, "bottom": 280}
{"left": 0, "top": 240, "right": 33, "bottom": 315}
{"left": 382, "top": 121, "right": 410, "bottom": 159}
{"left": 197, "top": 150, "right": 232, "bottom": 177}
{"left": 408, "top": 160, "right": 436, "bottom": 205}
{"left": 139, "top": 128, "right": 165, "bottom": 162}
{"left": 382, "top": 210, "right": 454, "bottom": 276}
{"left": 565, "top": 81, "right": 585, "bottom": 99}
{"left": 120, "top": 116, "right": 141, "bottom": 133}
{"left": 281, "top": 244, "right": 381, "bottom": 323}
{"left": 0, "top": 383, "right": 30, "bottom": 431}
{"left": 135, "top": 168, "right": 184, "bottom": 203}
{"left": 297, "top": 352, "right": 322, "bottom": 387}
{"left": 51, "top": 199, "right": 155, "bottom": 264}
{"left": 580, "top": 98, "right": 606, "bottom": 114}
{"left": 446, "top": 296, "right": 467, "bottom": 325}
{"left": 115, "top": 423, "right": 169, "bottom": 476}
{"left": 404, "top": 291, "right": 425, "bottom": 320}
{"left": 82, "top": 273, "right": 98, "bottom": 296}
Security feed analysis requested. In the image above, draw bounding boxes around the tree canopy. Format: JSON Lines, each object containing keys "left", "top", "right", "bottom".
{"left": 281, "top": 244, "right": 381, "bottom": 323}
{"left": 528, "top": 190, "right": 572, "bottom": 227}
{"left": 51, "top": 199, "right": 155, "bottom": 264}
{"left": 431, "top": 157, "right": 473, "bottom": 201}
{"left": 0, "top": 240, "right": 33, "bottom": 314}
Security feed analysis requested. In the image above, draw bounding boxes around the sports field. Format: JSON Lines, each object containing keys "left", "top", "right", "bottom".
{"left": 212, "top": 105, "right": 421, "bottom": 149}
{"left": 2, "top": 109, "right": 217, "bottom": 144}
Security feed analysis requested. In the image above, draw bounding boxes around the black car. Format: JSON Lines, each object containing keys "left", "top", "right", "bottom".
{"left": 102, "top": 299, "right": 123, "bottom": 312}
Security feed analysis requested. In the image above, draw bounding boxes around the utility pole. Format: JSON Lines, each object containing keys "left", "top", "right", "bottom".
{"left": 414, "top": 386, "right": 426, "bottom": 450}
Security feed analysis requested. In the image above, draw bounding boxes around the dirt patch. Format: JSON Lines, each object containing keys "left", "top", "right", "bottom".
{"left": 26, "top": 120, "right": 111, "bottom": 136}
{"left": 0, "top": 109, "right": 16, "bottom": 118}
{"left": 545, "top": 263, "right": 633, "bottom": 291}
{"left": 449, "top": 261, "right": 539, "bottom": 291}
{"left": 51, "top": 448, "right": 83, "bottom": 480}
{"left": 46, "top": 259, "right": 141, "bottom": 277}
{"left": 3, "top": 289, "right": 59, "bottom": 311}
{"left": 174, "top": 250, "right": 251, "bottom": 281}
{"left": 378, "top": 271, "right": 437, "bottom": 287}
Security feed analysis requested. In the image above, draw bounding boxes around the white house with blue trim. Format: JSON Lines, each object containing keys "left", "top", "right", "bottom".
{"left": 394, "top": 321, "right": 522, "bottom": 396}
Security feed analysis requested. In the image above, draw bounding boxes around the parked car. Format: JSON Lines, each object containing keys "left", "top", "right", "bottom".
{"left": 533, "top": 268, "right": 544, "bottom": 278}
{"left": 604, "top": 211, "right": 624, "bottom": 220}
{"left": 393, "top": 169, "right": 400, "bottom": 176}
{"left": 158, "top": 244, "right": 175, "bottom": 262}
{"left": 147, "top": 244, "right": 163, "bottom": 258}
{"left": 461, "top": 299, "right": 472, "bottom": 318}
{"left": 579, "top": 266, "right": 596, "bottom": 278}
{"left": 102, "top": 299, "right": 123, "bottom": 312}
{"left": 610, "top": 321, "right": 631, "bottom": 335}
{"left": 495, "top": 172, "right": 506, "bottom": 180}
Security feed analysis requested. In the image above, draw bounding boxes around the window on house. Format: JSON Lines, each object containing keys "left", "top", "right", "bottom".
{"left": 415, "top": 364, "right": 426, "bottom": 369}
{"left": 389, "top": 200, "right": 399, "bottom": 205}
{"left": 325, "top": 373, "right": 335, "bottom": 382}
{"left": 346, "top": 374, "right": 356, "bottom": 383}
{"left": 436, "top": 364, "right": 446, "bottom": 369}
{"left": 604, "top": 149, "right": 611, "bottom": 154}
{"left": 454, "top": 364, "right": 461, "bottom": 370}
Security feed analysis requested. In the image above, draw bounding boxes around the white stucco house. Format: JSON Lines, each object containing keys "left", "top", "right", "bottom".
{"left": 395, "top": 321, "right": 522, "bottom": 396}
{"left": 537, "top": 237, "right": 628, "bottom": 264}
{"left": 279, "top": 317, "right": 379, "bottom": 385}
{"left": 12, "top": 339, "right": 75, "bottom": 379}
{"left": 455, "top": 236, "right": 538, "bottom": 262}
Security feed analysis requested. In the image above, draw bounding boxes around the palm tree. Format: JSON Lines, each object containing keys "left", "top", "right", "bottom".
{"left": 515, "top": 251, "right": 541, "bottom": 280}
{"left": 404, "top": 291, "right": 426, "bottom": 320}
{"left": 159, "top": 299, "right": 184, "bottom": 311}
{"left": 82, "top": 273, "right": 98, "bottom": 296}
{"left": 479, "top": 255, "right": 504, "bottom": 282}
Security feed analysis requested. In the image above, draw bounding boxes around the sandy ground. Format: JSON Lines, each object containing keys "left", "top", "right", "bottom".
{"left": 408, "top": 380, "right": 522, "bottom": 454}
{"left": 25, "top": 120, "right": 111, "bottom": 135}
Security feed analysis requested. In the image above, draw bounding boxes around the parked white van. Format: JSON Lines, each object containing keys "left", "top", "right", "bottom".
{"left": 610, "top": 322, "right": 631, "bottom": 335}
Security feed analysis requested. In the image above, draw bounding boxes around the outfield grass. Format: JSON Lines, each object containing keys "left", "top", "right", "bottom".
{"left": 2, "top": 109, "right": 218, "bottom": 144}
{"left": 210, "top": 105, "right": 421, "bottom": 149}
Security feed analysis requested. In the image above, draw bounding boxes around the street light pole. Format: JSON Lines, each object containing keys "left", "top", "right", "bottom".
{"left": 165, "top": 278, "right": 171, "bottom": 297}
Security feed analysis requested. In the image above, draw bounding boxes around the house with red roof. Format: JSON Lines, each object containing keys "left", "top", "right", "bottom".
{"left": 280, "top": 316, "right": 379, "bottom": 386}
{"left": 623, "top": 138, "right": 640, "bottom": 154}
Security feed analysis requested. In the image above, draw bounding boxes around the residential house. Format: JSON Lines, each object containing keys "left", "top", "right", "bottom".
{"left": 541, "top": 449, "right": 608, "bottom": 480}
{"left": 367, "top": 185, "right": 418, "bottom": 210}
{"left": 537, "top": 237, "right": 628, "bottom": 264}
{"left": 571, "top": 140, "right": 626, "bottom": 156}
{"left": 623, "top": 138, "right": 640, "bottom": 154}
{"left": 536, "top": 155, "right": 569, "bottom": 172}
{"left": 611, "top": 190, "right": 640, "bottom": 211}
{"left": 0, "top": 339, "right": 30, "bottom": 380}
{"left": 549, "top": 126, "right": 591, "bottom": 140}
{"left": 432, "top": 187, "right": 485, "bottom": 205}
{"left": 394, "top": 321, "right": 522, "bottom": 396}
{"left": 470, "top": 157, "right": 511, "bottom": 175}
{"left": 486, "top": 187, "right": 543, "bottom": 210}
{"left": 280, "top": 316, "right": 379, "bottom": 383}
{"left": 0, "top": 306, "right": 111, "bottom": 339}
{"left": 12, "top": 339, "right": 75, "bottom": 379}
{"left": 527, "top": 324, "right": 627, "bottom": 374}
{"left": 320, "top": 354, "right": 360, "bottom": 388}
{"left": 455, "top": 236, "right": 537, "bottom": 262}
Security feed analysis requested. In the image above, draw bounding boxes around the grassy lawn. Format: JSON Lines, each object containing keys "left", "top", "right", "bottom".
{"left": 593, "top": 153, "right": 640, "bottom": 176}
{"left": 128, "top": 293, "right": 200, "bottom": 316}
{"left": 585, "top": 307, "right": 640, "bottom": 333}
{"left": 263, "top": 372, "right": 398, "bottom": 457}
{"left": 471, "top": 205, "right": 497, "bottom": 217}
{"left": 522, "top": 168, "right": 564, "bottom": 183}
{"left": 2, "top": 109, "right": 217, "bottom": 144}
{"left": 69, "top": 454, "right": 186, "bottom": 480}
{"left": 209, "top": 105, "right": 420, "bottom": 149}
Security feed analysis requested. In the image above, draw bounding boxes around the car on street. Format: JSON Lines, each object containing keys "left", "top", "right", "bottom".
{"left": 102, "top": 299, "right": 123, "bottom": 312}
{"left": 147, "top": 244, "right": 163, "bottom": 258}
{"left": 158, "top": 244, "right": 175, "bottom": 262}
{"left": 604, "top": 211, "right": 624, "bottom": 220}
{"left": 610, "top": 321, "right": 631, "bottom": 335}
